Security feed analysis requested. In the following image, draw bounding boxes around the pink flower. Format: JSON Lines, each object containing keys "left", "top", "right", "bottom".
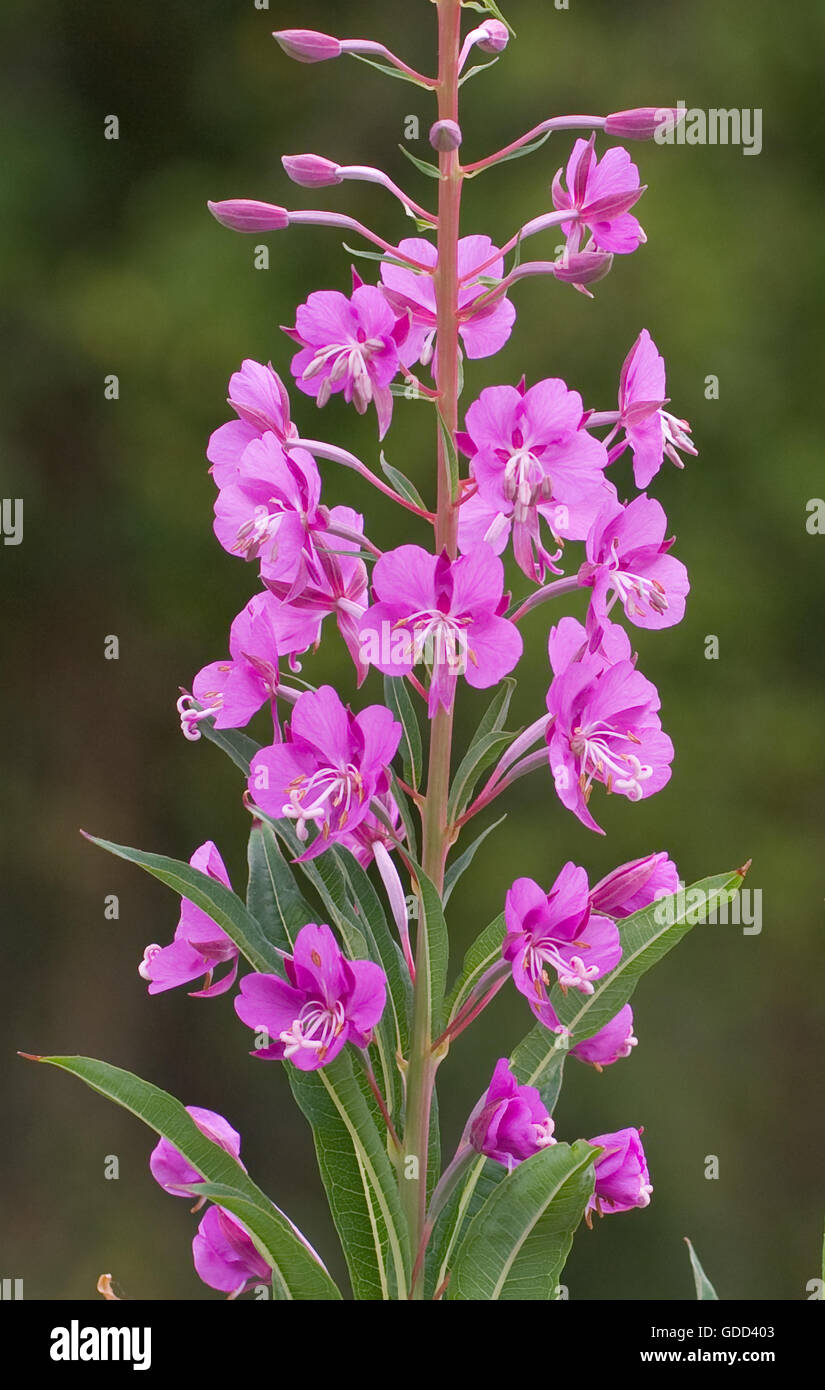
{"left": 588, "top": 1127, "right": 652, "bottom": 1216}
{"left": 456, "top": 378, "right": 613, "bottom": 580}
{"left": 287, "top": 282, "right": 409, "bottom": 438}
{"left": 358, "top": 544, "right": 522, "bottom": 716}
{"left": 179, "top": 592, "right": 287, "bottom": 741}
{"left": 212, "top": 431, "right": 324, "bottom": 587}
{"left": 138, "top": 843, "right": 238, "bottom": 998}
{"left": 552, "top": 136, "right": 646, "bottom": 255}
{"left": 571, "top": 1004, "right": 638, "bottom": 1068}
{"left": 468, "top": 1059, "right": 556, "bottom": 1171}
{"left": 589, "top": 852, "right": 679, "bottom": 918}
{"left": 248, "top": 685, "right": 400, "bottom": 857}
{"left": 380, "top": 235, "right": 516, "bottom": 366}
{"left": 546, "top": 639, "right": 674, "bottom": 833}
{"left": 263, "top": 506, "right": 370, "bottom": 683}
{"left": 193, "top": 1205, "right": 272, "bottom": 1296}
{"left": 207, "top": 359, "right": 298, "bottom": 487}
{"left": 150, "top": 1107, "right": 244, "bottom": 1199}
{"left": 579, "top": 494, "right": 690, "bottom": 630}
{"left": 234, "top": 923, "right": 386, "bottom": 1069}
{"left": 610, "top": 329, "right": 697, "bottom": 488}
{"left": 503, "top": 865, "right": 622, "bottom": 1029}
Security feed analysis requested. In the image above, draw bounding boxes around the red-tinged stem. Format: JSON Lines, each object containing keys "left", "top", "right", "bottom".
{"left": 401, "top": 0, "right": 463, "bottom": 1297}
{"left": 464, "top": 114, "right": 607, "bottom": 175}
{"left": 509, "top": 574, "right": 581, "bottom": 623}
{"left": 360, "top": 1050, "right": 403, "bottom": 1152}
{"left": 294, "top": 439, "right": 436, "bottom": 520}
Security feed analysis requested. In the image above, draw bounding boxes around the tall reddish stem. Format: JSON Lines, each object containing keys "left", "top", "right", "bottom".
{"left": 401, "top": 0, "right": 463, "bottom": 1295}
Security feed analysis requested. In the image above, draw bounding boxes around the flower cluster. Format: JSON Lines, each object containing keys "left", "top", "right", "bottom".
{"left": 64, "top": 11, "right": 719, "bottom": 1301}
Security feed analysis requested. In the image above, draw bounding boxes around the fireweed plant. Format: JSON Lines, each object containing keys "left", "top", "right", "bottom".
{"left": 27, "top": 4, "right": 748, "bottom": 1301}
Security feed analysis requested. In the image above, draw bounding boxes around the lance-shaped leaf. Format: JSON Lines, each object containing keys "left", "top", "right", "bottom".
{"left": 443, "top": 815, "right": 506, "bottom": 906}
{"left": 510, "top": 870, "right": 744, "bottom": 1103}
{"left": 445, "top": 911, "right": 505, "bottom": 1020}
{"left": 383, "top": 675, "right": 423, "bottom": 789}
{"left": 379, "top": 455, "right": 427, "bottom": 514}
{"left": 446, "top": 679, "right": 517, "bottom": 822}
{"left": 84, "top": 832, "right": 282, "bottom": 975}
{"left": 411, "top": 861, "right": 450, "bottom": 1037}
{"left": 200, "top": 718, "right": 261, "bottom": 774}
{"left": 288, "top": 1051, "right": 411, "bottom": 1300}
{"left": 246, "top": 820, "right": 316, "bottom": 964}
{"left": 445, "top": 1140, "right": 595, "bottom": 1300}
{"left": 685, "top": 1238, "right": 720, "bottom": 1300}
{"left": 28, "top": 1056, "right": 341, "bottom": 1300}
{"left": 425, "top": 1156, "right": 505, "bottom": 1298}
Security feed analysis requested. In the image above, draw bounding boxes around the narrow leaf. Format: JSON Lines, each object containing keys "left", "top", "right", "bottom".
{"left": 383, "top": 675, "right": 423, "bottom": 789}
{"left": 436, "top": 411, "right": 461, "bottom": 500}
{"left": 199, "top": 719, "right": 261, "bottom": 774}
{"left": 446, "top": 1141, "right": 594, "bottom": 1300}
{"left": 398, "top": 144, "right": 443, "bottom": 179}
{"left": 32, "top": 1056, "right": 341, "bottom": 1300}
{"left": 685, "top": 1238, "right": 720, "bottom": 1300}
{"left": 443, "top": 815, "right": 507, "bottom": 906}
{"left": 84, "top": 833, "right": 282, "bottom": 975}
{"left": 510, "top": 871, "right": 744, "bottom": 1104}
{"left": 379, "top": 453, "right": 427, "bottom": 512}
{"left": 447, "top": 729, "right": 513, "bottom": 822}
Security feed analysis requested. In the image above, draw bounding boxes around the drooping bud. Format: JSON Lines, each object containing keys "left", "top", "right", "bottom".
{"left": 429, "top": 119, "right": 462, "bottom": 153}
{"left": 476, "top": 19, "right": 510, "bottom": 54}
{"left": 273, "top": 29, "right": 342, "bottom": 63}
{"left": 552, "top": 249, "right": 613, "bottom": 285}
{"left": 282, "top": 154, "right": 343, "bottom": 188}
{"left": 588, "top": 1128, "right": 653, "bottom": 1216}
{"left": 605, "top": 107, "right": 685, "bottom": 140}
{"left": 208, "top": 199, "right": 289, "bottom": 232}
{"left": 571, "top": 1004, "right": 638, "bottom": 1068}
{"left": 589, "top": 852, "right": 679, "bottom": 917}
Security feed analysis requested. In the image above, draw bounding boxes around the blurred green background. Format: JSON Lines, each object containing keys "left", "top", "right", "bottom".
{"left": 2, "top": 0, "right": 823, "bottom": 1300}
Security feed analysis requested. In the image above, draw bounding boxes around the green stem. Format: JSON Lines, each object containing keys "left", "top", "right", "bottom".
{"left": 401, "top": 0, "right": 463, "bottom": 1298}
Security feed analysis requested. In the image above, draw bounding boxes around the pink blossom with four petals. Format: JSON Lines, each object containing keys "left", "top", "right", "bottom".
{"left": 457, "top": 377, "right": 614, "bottom": 580}
{"left": 138, "top": 842, "right": 239, "bottom": 998}
{"left": 468, "top": 1059, "right": 556, "bottom": 1170}
{"left": 193, "top": 1205, "right": 272, "bottom": 1295}
{"left": 358, "top": 544, "right": 523, "bottom": 715}
{"left": 571, "top": 1004, "right": 638, "bottom": 1069}
{"left": 149, "top": 1107, "right": 244, "bottom": 1199}
{"left": 579, "top": 493, "right": 690, "bottom": 630}
{"left": 248, "top": 685, "right": 400, "bottom": 857}
{"left": 608, "top": 328, "right": 697, "bottom": 487}
{"left": 234, "top": 922, "right": 386, "bottom": 1069}
{"left": 552, "top": 136, "right": 647, "bottom": 255}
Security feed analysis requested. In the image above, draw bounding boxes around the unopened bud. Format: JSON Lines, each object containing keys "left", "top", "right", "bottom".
{"left": 273, "top": 29, "right": 342, "bottom": 64}
{"left": 208, "top": 199, "right": 290, "bottom": 232}
{"left": 282, "top": 154, "right": 343, "bottom": 188}
{"left": 605, "top": 107, "right": 685, "bottom": 140}
{"left": 429, "top": 119, "right": 463, "bottom": 153}
{"left": 552, "top": 250, "right": 613, "bottom": 285}
{"left": 477, "top": 20, "right": 510, "bottom": 54}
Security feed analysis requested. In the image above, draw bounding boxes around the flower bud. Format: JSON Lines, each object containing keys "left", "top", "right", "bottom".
{"left": 207, "top": 199, "right": 290, "bottom": 232}
{"left": 282, "top": 154, "right": 343, "bottom": 188}
{"left": 571, "top": 1004, "right": 638, "bottom": 1068}
{"left": 589, "top": 852, "right": 678, "bottom": 917}
{"left": 605, "top": 107, "right": 684, "bottom": 140}
{"left": 273, "top": 29, "right": 342, "bottom": 63}
{"left": 429, "top": 119, "right": 463, "bottom": 153}
{"left": 468, "top": 1059, "right": 556, "bottom": 1170}
{"left": 589, "top": 1128, "right": 652, "bottom": 1214}
{"left": 477, "top": 19, "right": 510, "bottom": 54}
{"left": 552, "top": 250, "right": 613, "bottom": 285}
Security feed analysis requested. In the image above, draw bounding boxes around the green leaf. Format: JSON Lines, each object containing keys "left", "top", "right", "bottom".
{"left": 84, "top": 832, "right": 282, "bottom": 975}
{"left": 379, "top": 453, "right": 427, "bottom": 512}
{"left": 398, "top": 144, "right": 443, "bottom": 179}
{"left": 436, "top": 410, "right": 461, "bottom": 501}
{"left": 33, "top": 1056, "right": 341, "bottom": 1300}
{"left": 445, "top": 910, "right": 505, "bottom": 1020}
{"left": 425, "top": 1156, "right": 504, "bottom": 1298}
{"left": 443, "top": 814, "right": 507, "bottom": 906}
{"left": 685, "top": 1238, "right": 720, "bottom": 1300}
{"left": 383, "top": 675, "right": 423, "bottom": 789}
{"left": 246, "top": 820, "right": 317, "bottom": 963}
{"left": 288, "top": 1051, "right": 411, "bottom": 1300}
{"left": 447, "top": 729, "right": 512, "bottom": 823}
{"left": 480, "top": 127, "right": 554, "bottom": 172}
{"left": 472, "top": 676, "right": 517, "bottom": 740}
{"left": 459, "top": 56, "right": 500, "bottom": 86}
{"left": 510, "top": 870, "right": 745, "bottom": 1104}
{"left": 199, "top": 718, "right": 261, "bottom": 774}
{"left": 349, "top": 52, "right": 433, "bottom": 89}
{"left": 342, "top": 243, "right": 415, "bottom": 271}
{"left": 445, "top": 1141, "right": 594, "bottom": 1300}
{"left": 461, "top": 0, "right": 516, "bottom": 33}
